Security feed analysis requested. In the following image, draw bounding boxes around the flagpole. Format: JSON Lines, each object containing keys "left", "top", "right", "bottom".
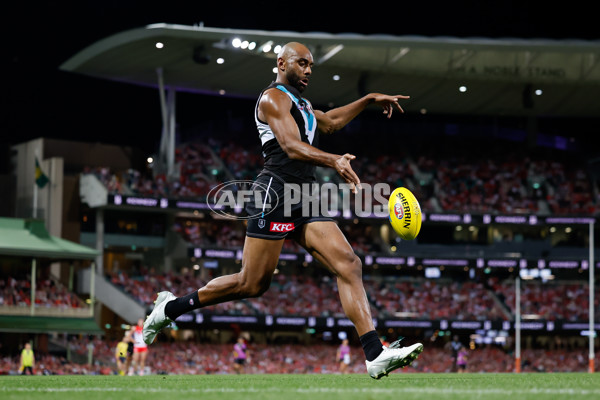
{"left": 590, "top": 220, "right": 595, "bottom": 373}
{"left": 33, "top": 155, "right": 49, "bottom": 219}
{"left": 515, "top": 275, "right": 521, "bottom": 373}
{"left": 34, "top": 151, "right": 39, "bottom": 219}
{"left": 33, "top": 182, "right": 38, "bottom": 218}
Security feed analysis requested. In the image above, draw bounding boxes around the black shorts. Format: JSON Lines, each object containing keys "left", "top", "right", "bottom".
{"left": 21, "top": 366, "right": 33, "bottom": 375}
{"left": 234, "top": 358, "right": 246, "bottom": 365}
{"left": 245, "top": 173, "right": 333, "bottom": 240}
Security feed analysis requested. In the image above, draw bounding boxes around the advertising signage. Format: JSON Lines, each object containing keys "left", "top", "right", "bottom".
{"left": 173, "top": 312, "right": 600, "bottom": 333}
{"left": 107, "top": 195, "right": 596, "bottom": 226}
{"left": 189, "top": 247, "right": 600, "bottom": 269}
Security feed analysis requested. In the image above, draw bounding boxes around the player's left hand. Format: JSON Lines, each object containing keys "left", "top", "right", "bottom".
{"left": 334, "top": 154, "right": 362, "bottom": 194}
{"left": 370, "top": 93, "right": 410, "bottom": 118}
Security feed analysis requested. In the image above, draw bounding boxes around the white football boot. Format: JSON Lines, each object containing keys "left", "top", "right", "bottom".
{"left": 143, "top": 291, "right": 176, "bottom": 345}
{"left": 365, "top": 339, "right": 424, "bottom": 379}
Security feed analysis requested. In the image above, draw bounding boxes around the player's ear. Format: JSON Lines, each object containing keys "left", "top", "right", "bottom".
{"left": 277, "top": 57, "right": 285, "bottom": 70}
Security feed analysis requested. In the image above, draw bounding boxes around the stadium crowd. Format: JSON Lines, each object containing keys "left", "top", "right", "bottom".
{"left": 107, "top": 269, "right": 600, "bottom": 321}
{"left": 0, "top": 276, "right": 85, "bottom": 309}
{"left": 82, "top": 137, "right": 599, "bottom": 216}
{"left": 490, "top": 277, "right": 597, "bottom": 321}
{"left": 4, "top": 270, "right": 595, "bottom": 322}
{"left": 172, "top": 219, "right": 246, "bottom": 249}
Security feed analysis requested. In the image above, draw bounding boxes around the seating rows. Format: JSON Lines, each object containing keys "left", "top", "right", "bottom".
{"left": 0, "top": 276, "right": 85, "bottom": 309}
{"left": 3, "top": 271, "right": 596, "bottom": 321}
{"left": 488, "top": 277, "right": 597, "bottom": 321}
{"left": 108, "top": 270, "right": 598, "bottom": 321}
{"left": 84, "top": 138, "right": 598, "bottom": 215}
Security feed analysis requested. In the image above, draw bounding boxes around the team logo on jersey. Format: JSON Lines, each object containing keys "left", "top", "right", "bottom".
{"left": 258, "top": 219, "right": 266, "bottom": 229}
{"left": 270, "top": 222, "right": 295, "bottom": 232}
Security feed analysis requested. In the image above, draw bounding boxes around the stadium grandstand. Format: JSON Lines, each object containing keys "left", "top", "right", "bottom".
{"left": 1, "top": 23, "right": 599, "bottom": 376}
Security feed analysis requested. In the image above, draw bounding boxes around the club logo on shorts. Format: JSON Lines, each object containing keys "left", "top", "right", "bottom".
{"left": 269, "top": 222, "right": 295, "bottom": 232}
{"left": 258, "top": 219, "right": 266, "bottom": 229}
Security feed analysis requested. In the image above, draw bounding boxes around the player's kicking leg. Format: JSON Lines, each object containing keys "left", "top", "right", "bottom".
{"left": 295, "top": 220, "right": 423, "bottom": 379}
{"left": 143, "top": 236, "right": 284, "bottom": 344}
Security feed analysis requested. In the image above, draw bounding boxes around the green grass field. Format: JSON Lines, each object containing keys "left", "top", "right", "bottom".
{"left": 2, "top": 373, "right": 600, "bottom": 400}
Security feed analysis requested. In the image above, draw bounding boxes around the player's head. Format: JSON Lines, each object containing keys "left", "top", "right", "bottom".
{"left": 276, "top": 42, "right": 313, "bottom": 93}
{"left": 25, "top": 342, "right": 31, "bottom": 349}
{"left": 138, "top": 318, "right": 144, "bottom": 326}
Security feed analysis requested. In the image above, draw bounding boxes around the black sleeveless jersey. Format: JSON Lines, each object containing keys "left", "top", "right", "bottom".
{"left": 254, "top": 82, "right": 319, "bottom": 183}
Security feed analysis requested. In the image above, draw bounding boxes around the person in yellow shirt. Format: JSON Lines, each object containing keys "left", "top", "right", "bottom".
{"left": 115, "top": 334, "right": 130, "bottom": 376}
{"left": 20, "top": 342, "right": 35, "bottom": 375}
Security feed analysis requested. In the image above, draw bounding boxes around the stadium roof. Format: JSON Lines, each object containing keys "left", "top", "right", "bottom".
{"left": 0, "top": 218, "right": 99, "bottom": 260}
{"left": 59, "top": 23, "right": 600, "bottom": 117}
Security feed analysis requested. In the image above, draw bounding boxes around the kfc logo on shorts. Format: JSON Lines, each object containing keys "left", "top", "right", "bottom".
{"left": 270, "top": 222, "right": 295, "bottom": 232}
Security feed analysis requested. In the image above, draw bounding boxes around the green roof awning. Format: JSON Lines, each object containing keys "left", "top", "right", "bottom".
{"left": 0, "top": 316, "right": 104, "bottom": 335}
{"left": 0, "top": 218, "right": 99, "bottom": 260}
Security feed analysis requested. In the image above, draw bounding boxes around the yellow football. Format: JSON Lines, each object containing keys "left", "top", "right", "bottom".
{"left": 388, "top": 187, "right": 422, "bottom": 240}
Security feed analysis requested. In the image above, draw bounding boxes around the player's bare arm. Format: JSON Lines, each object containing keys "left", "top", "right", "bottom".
{"left": 315, "top": 93, "right": 410, "bottom": 134}
{"left": 259, "top": 88, "right": 362, "bottom": 192}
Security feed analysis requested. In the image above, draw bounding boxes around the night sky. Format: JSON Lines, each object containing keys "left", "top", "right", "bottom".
{"left": 3, "top": 1, "right": 598, "bottom": 163}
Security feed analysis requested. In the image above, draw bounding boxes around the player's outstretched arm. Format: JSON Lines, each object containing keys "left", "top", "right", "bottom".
{"left": 316, "top": 93, "right": 410, "bottom": 134}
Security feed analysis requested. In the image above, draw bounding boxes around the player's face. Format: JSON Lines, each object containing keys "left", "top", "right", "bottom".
{"left": 285, "top": 53, "right": 313, "bottom": 93}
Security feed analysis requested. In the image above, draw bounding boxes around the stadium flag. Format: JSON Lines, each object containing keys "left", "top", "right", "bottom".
{"left": 35, "top": 157, "right": 49, "bottom": 188}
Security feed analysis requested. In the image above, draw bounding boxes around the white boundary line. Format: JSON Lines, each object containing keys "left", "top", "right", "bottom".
{"left": 2, "top": 387, "right": 600, "bottom": 396}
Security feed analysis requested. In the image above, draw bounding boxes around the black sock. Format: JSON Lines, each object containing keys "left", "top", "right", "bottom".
{"left": 360, "top": 330, "right": 383, "bottom": 361}
{"left": 164, "top": 291, "right": 200, "bottom": 320}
